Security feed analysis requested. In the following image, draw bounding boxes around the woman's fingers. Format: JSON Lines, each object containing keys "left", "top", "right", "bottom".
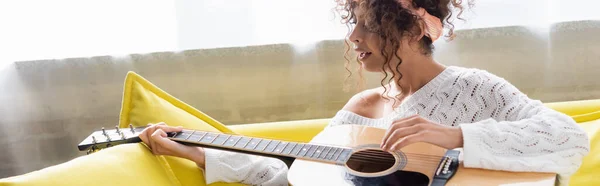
{"left": 381, "top": 123, "right": 425, "bottom": 151}
{"left": 381, "top": 115, "right": 421, "bottom": 148}
{"left": 150, "top": 128, "right": 169, "bottom": 154}
{"left": 152, "top": 129, "right": 182, "bottom": 153}
{"left": 138, "top": 123, "right": 185, "bottom": 156}
{"left": 147, "top": 125, "right": 159, "bottom": 154}
{"left": 388, "top": 131, "right": 427, "bottom": 151}
{"left": 138, "top": 126, "right": 150, "bottom": 146}
{"left": 154, "top": 124, "right": 183, "bottom": 133}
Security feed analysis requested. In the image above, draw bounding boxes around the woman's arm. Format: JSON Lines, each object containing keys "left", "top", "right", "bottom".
{"left": 458, "top": 76, "right": 590, "bottom": 185}
{"left": 139, "top": 124, "right": 289, "bottom": 186}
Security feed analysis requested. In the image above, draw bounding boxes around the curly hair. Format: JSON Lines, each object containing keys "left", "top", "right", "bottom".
{"left": 336, "top": 0, "right": 474, "bottom": 106}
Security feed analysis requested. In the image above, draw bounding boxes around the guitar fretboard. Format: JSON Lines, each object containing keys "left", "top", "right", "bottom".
{"left": 169, "top": 129, "right": 352, "bottom": 165}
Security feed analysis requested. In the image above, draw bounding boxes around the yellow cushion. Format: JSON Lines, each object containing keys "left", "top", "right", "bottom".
{"left": 0, "top": 144, "right": 177, "bottom": 186}
{"left": 544, "top": 99, "right": 600, "bottom": 186}
{"left": 118, "top": 71, "right": 243, "bottom": 186}
{"left": 545, "top": 99, "right": 600, "bottom": 123}
{"left": 569, "top": 118, "right": 600, "bottom": 186}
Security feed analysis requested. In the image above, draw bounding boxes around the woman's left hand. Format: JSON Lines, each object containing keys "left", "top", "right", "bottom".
{"left": 381, "top": 115, "right": 464, "bottom": 151}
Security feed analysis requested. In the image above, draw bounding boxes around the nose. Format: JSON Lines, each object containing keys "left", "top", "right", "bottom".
{"left": 349, "top": 25, "right": 363, "bottom": 45}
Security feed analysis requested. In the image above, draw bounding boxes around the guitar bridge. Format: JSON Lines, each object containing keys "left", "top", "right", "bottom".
{"left": 431, "top": 150, "right": 460, "bottom": 186}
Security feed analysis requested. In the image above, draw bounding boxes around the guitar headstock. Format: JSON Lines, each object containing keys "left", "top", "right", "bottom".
{"left": 78, "top": 124, "right": 147, "bottom": 154}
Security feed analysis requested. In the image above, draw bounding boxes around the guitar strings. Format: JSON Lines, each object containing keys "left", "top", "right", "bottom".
{"left": 348, "top": 155, "right": 442, "bottom": 163}
{"left": 179, "top": 132, "right": 450, "bottom": 165}
{"left": 345, "top": 159, "right": 442, "bottom": 170}
{"left": 357, "top": 149, "right": 445, "bottom": 158}
{"left": 348, "top": 155, "right": 443, "bottom": 164}
{"left": 351, "top": 151, "right": 445, "bottom": 160}
{"left": 347, "top": 158, "right": 442, "bottom": 166}
{"left": 355, "top": 156, "right": 444, "bottom": 163}
{"left": 351, "top": 152, "right": 444, "bottom": 160}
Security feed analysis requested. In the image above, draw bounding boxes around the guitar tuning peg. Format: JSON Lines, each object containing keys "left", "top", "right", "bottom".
{"left": 92, "top": 136, "right": 97, "bottom": 144}
{"left": 120, "top": 131, "right": 126, "bottom": 139}
{"left": 129, "top": 124, "right": 135, "bottom": 133}
{"left": 101, "top": 127, "right": 111, "bottom": 141}
{"left": 87, "top": 145, "right": 99, "bottom": 155}
{"left": 115, "top": 125, "right": 121, "bottom": 134}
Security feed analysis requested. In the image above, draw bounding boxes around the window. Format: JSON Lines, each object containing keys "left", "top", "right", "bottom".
{"left": 1, "top": 0, "right": 598, "bottom": 64}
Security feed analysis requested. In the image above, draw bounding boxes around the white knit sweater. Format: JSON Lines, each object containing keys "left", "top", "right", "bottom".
{"left": 202, "top": 66, "right": 590, "bottom": 186}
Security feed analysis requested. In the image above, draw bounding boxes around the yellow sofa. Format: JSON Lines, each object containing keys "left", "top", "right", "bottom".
{"left": 1, "top": 71, "right": 598, "bottom": 186}
{"left": 1, "top": 100, "right": 599, "bottom": 186}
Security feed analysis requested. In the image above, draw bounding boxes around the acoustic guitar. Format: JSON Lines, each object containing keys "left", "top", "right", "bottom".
{"left": 78, "top": 124, "right": 556, "bottom": 186}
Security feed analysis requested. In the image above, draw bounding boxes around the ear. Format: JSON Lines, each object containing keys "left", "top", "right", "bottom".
{"left": 415, "top": 18, "right": 427, "bottom": 42}
{"left": 402, "top": 19, "right": 426, "bottom": 53}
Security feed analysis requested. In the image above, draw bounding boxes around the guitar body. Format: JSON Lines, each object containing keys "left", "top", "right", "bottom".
{"left": 288, "top": 125, "right": 557, "bottom": 186}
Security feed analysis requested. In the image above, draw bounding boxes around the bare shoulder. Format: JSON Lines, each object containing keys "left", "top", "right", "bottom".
{"left": 341, "top": 87, "right": 385, "bottom": 118}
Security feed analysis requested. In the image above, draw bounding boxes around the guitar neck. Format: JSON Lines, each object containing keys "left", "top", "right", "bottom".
{"left": 167, "top": 129, "right": 352, "bottom": 165}
{"left": 77, "top": 125, "right": 353, "bottom": 166}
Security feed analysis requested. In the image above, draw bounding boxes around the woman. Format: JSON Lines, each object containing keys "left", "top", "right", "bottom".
{"left": 139, "top": 0, "right": 590, "bottom": 185}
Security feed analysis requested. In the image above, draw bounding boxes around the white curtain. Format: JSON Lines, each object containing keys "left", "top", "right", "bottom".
{"left": 1, "top": 0, "right": 599, "bottom": 64}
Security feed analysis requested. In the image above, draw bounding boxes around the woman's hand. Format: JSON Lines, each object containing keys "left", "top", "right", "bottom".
{"left": 139, "top": 122, "right": 206, "bottom": 168}
{"left": 381, "top": 115, "right": 464, "bottom": 151}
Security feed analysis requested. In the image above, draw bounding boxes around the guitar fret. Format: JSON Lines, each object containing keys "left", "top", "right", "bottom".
{"left": 234, "top": 137, "right": 250, "bottom": 148}
{"left": 282, "top": 142, "right": 289, "bottom": 150}
{"left": 200, "top": 133, "right": 217, "bottom": 143}
{"left": 211, "top": 134, "right": 228, "bottom": 145}
{"left": 318, "top": 146, "right": 327, "bottom": 158}
{"left": 232, "top": 136, "right": 242, "bottom": 146}
{"left": 185, "top": 130, "right": 195, "bottom": 140}
{"left": 299, "top": 144, "right": 310, "bottom": 156}
{"left": 186, "top": 131, "right": 201, "bottom": 142}
{"left": 283, "top": 143, "right": 296, "bottom": 154}
{"left": 265, "top": 141, "right": 279, "bottom": 152}
{"left": 196, "top": 132, "right": 208, "bottom": 142}
{"left": 224, "top": 136, "right": 241, "bottom": 147}
{"left": 209, "top": 134, "right": 218, "bottom": 143}
{"left": 333, "top": 147, "right": 343, "bottom": 160}
{"left": 241, "top": 138, "right": 251, "bottom": 148}
{"left": 253, "top": 138, "right": 263, "bottom": 150}
{"left": 246, "top": 138, "right": 261, "bottom": 150}
{"left": 291, "top": 143, "right": 304, "bottom": 156}
{"left": 274, "top": 142, "right": 288, "bottom": 153}
{"left": 258, "top": 140, "right": 271, "bottom": 151}
{"left": 311, "top": 146, "right": 325, "bottom": 158}
{"left": 326, "top": 147, "right": 339, "bottom": 160}
{"left": 302, "top": 145, "right": 313, "bottom": 157}
{"left": 320, "top": 147, "right": 332, "bottom": 159}
{"left": 221, "top": 135, "right": 232, "bottom": 145}
{"left": 306, "top": 145, "right": 318, "bottom": 157}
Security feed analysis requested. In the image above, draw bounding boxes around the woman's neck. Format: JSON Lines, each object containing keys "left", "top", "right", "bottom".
{"left": 390, "top": 57, "right": 446, "bottom": 96}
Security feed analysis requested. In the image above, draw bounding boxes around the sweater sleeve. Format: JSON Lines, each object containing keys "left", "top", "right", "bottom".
{"left": 203, "top": 148, "right": 289, "bottom": 186}
{"left": 459, "top": 76, "right": 590, "bottom": 185}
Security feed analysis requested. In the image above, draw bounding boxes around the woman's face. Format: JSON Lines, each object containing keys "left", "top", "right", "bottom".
{"left": 349, "top": 7, "right": 387, "bottom": 72}
{"left": 349, "top": 6, "right": 420, "bottom": 73}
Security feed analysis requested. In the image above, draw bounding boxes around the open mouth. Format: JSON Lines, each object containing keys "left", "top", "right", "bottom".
{"left": 359, "top": 52, "right": 372, "bottom": 60}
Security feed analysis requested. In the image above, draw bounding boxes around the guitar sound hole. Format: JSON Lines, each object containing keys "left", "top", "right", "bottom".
{"left": 346, "top": 149, "right": 395, "bottom": 173}
{"left": 344, "top": 149, "right": 429, "bottom": 186}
